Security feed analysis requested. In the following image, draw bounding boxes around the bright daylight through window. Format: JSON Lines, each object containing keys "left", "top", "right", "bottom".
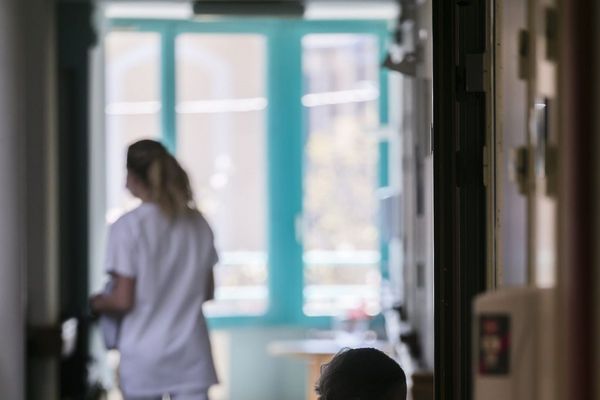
{"left": 104, "top": 23, "right": 387, "bottom": 321}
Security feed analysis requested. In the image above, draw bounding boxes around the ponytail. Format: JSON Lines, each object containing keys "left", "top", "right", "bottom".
{"left": 147, "top": 153, "right": 195, "bottom": 217}
{"left": 127, "top": 139, "right": 195, "bottom": 218}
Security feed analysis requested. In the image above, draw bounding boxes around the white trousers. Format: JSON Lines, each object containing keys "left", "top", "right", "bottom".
{"left": 124, "top": 391, "right": 209, "bottom": 400}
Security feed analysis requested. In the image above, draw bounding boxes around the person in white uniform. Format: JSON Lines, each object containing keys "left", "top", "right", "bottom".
{"left": 90, "top": 139, "right": 219, "bottom": 400}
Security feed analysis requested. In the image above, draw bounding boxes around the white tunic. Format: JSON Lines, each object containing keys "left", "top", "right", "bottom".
{"left": 105, "top": 203, "right": 219, "bottom": 396}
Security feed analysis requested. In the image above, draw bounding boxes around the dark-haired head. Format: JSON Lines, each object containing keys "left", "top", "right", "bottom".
{"left": 315, "top": 348, "right": 407, "bottom": 400}
{"left": 126, "top": 139, "right": 195, "bottom": 218}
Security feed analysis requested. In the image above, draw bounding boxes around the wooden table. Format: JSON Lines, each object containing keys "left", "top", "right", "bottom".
{"left": 267, "top": 339, "right": 393, "bottom": 400}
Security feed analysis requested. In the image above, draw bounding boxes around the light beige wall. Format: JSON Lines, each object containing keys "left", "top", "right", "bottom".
{"left": 496, "top": 0, "right": 528, "bottom": 287}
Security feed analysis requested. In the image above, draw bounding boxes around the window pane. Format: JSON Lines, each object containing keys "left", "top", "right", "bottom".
{"left": 105, "top": 32, "right": 161, "bottom": 223}
{"left": 176, "top": 34, "right": 268, "bottom": 316}
{"left": 302, "top": 34, "right": 381, "bottom": 316}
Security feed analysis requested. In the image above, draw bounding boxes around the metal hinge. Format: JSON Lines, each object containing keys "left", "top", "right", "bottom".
{"left": 518, "top": 29, "right": 530, "bottom": 80}
{"left": 544, "top": 145, "right": 558, "bottom": 196}
{"left": 509, "top": 146, "right": 529, "bottom": 195}
{"left": 382, "top": 51, "right": 419, "bottom": 76}
{"left": 545, "top": 7, "right": 558, "bottom": 61}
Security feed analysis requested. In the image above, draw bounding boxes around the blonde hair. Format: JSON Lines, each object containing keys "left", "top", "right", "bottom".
{"left": 127, "top": 139, "right": 195, "bottom": 218}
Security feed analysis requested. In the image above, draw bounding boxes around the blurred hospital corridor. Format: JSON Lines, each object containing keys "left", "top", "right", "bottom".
{"left": 1, "top": 0, "right": 599, "bottom": 400}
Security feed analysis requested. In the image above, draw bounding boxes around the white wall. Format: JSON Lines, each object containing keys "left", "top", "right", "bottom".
{"left": 496, "top": 0, "right": 528, "bottom": 287}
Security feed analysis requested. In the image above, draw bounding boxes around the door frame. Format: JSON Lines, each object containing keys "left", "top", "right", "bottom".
{"left": 433, "top": 1, "right": 489, "bottom": 398}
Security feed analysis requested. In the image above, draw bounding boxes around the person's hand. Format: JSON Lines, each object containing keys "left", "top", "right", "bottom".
{"left": 89, "top": 293, "right": 103, "bottom": 316}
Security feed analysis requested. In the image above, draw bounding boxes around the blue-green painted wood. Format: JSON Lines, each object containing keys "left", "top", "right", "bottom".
{"left": 377, "top": 25, "right": 391, "bottom": 125}
{"left": 376, "top": 26, "right": 391, "bottom": 280}
{"left": 108, "top": 18, "right": 391, "bottom": 33}
{"left": 266, "top": 22, "right": 305, "bottom": 325}
{"left": 378, "top": 140, "right": 391, "bottom": 280}
{"left": 161, "top": 26, "right": 177, "bottom": 153}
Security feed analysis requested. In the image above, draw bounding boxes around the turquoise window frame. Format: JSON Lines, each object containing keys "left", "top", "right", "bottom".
{"left": 107, "top": 18, "right": 391, "bottom": 329}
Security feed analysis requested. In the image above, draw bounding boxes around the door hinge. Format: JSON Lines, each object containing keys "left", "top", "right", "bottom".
{"left": 509, "top": 146, "right": 529, "bottom": 195}
{"left": 544, "top": 145, "right": 558, "bottom": 196}
{"left": 545, "top": 7, "right": 558, "bottom": 61}
{"left": 383, "top": 51, "right": 419, "bottom": 77}
{"left": 518, "top": 29, "right": 530, "bottom": 80}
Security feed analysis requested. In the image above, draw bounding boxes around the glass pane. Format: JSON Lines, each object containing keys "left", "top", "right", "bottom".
{"left": 302, "top": 34, "right": 381, "bottom": 316}
{"left": 105, "top": 32, "right": 161, "bottom": 223}
{"left": 176, "top": 34, "right": 268, "bottom": 316}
